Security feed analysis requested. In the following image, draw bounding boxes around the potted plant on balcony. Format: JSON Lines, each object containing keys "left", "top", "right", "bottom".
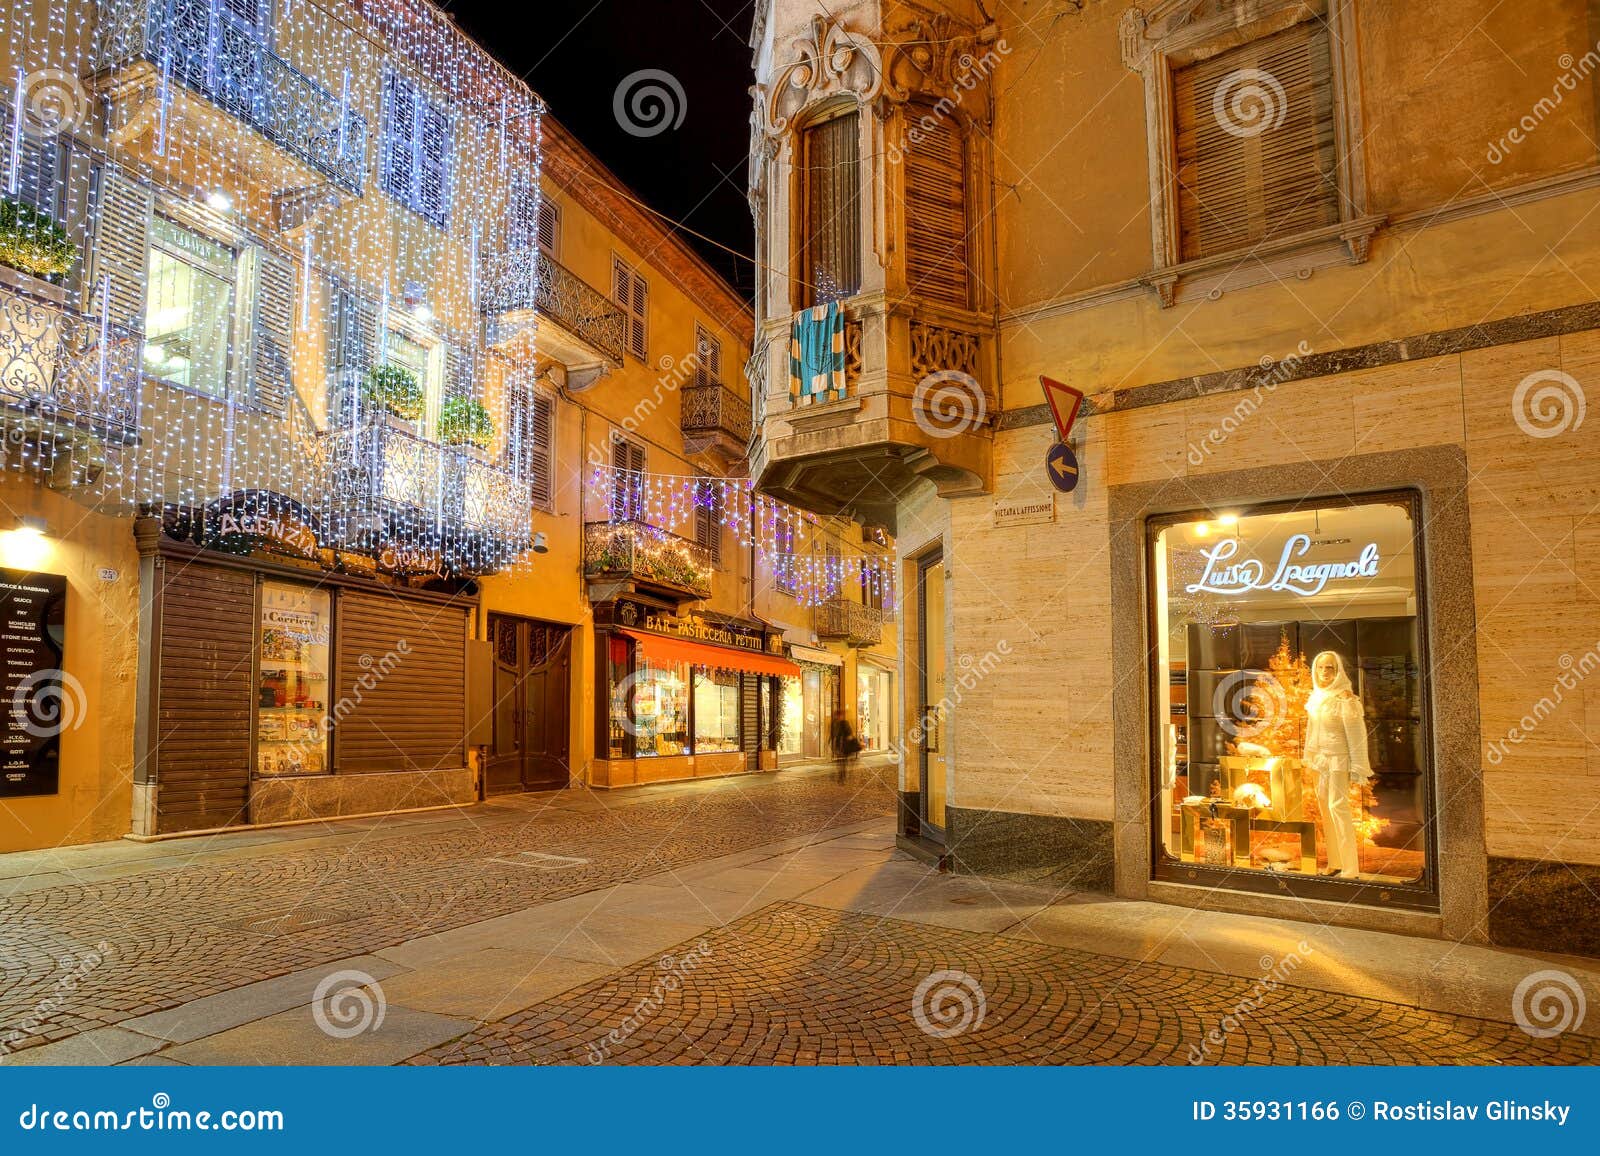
{"left": 0, "top": 198, "right": 77, "bottom": 283}
{"left": 359, "top": 364, "right": 425, "bottom": 428}
{"left": 437, "top": 395, "right": 495, "bottom": 451}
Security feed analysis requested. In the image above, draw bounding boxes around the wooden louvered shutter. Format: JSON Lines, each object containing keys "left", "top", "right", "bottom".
{"left": 444, "top": 343, "right": 473, "bottom": 401}
{"left": 251, "top": 249, "right": 294, "bottom": 417}
{"left": 610, "top": 438, "right": 644, "bottom": 519}
{"left": 418, "top": 101, "right": 450, "bottom": 227}
{"left": 1173, "top": 21, "right": 1338, "bottom": 261}
{"left": 381, "top": 72, "right": 415, "bottom": 203}
{"left": 802, "top": 111, "right": 861, "bottom": 306}
{"left": 528, "top": 390, "right": 554, "bottom": 507}
{"left": 537, "top": 200, "right": 559, "bottom": 255}
{"left": 151, "top": 562, "right": 254, "bottom": 834}
{"left": 333, "top": 592, "right": 468, "bottom": 773}
{"left": 329, "top": 286, "right": 377, "bottom": 420}
{"left": 628, "top": 273, "right": 648, "bottom": 360}
{"left": 904, "top": 109, "right": 969, "bottom": 308}
{"left": 694, "top": 481, "right": 722, "bottom": 565}
{"left": 88, "top": 168, "right": 151, "bottom": 327}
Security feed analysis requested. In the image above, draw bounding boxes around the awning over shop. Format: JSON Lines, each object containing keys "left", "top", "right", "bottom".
{"left": 788, "top": 644, "right": 843, "bottom": 667}
{"left": 617, "top": 629, "right": 800, "bottom": 678}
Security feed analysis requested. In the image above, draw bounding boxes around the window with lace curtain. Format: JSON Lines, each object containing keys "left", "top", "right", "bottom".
{"left": 796, "top": 109, "right": 861, "bottom": 307}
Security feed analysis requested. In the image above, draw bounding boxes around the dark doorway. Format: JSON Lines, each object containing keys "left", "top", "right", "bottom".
{"left": 486, "top": 615, "right": 572, "bottom": 793}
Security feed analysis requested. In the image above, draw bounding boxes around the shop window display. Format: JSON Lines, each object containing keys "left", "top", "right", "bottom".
{"left": 627, "top": 659, "right": 689, "bottom": 757}
{"left": 257, "top": 583, "right": 331, "bottom": 776}
{"left": 778, "top": 675, "right": 803, "bottom": 755}
{"left": 1151, "top": 496, "right": 1428, "bottom": 891}
{"left": 692, "top": 670, "right": 741, "bottom": 753}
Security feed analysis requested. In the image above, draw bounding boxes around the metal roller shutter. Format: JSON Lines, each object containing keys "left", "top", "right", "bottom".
{"left": 153, "top": 562, "right": 254, "bottom": 833}
{"left": 740, "top": 674, "right": 761, "bottom": 769}
{"left": 333, "top": 591, "right": 468, "bottom": 774}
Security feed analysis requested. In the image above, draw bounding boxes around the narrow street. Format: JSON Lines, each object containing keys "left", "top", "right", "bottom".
{"left": 3, "top": 764, "right": 1595, "bottom": 1067}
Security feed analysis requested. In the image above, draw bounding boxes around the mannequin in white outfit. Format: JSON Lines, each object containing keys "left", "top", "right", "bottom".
{"left": 1303, "top": 651, "right": 1372, "bottom": 878}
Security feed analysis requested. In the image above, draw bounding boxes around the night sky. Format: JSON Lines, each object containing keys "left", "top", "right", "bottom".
{"left": 448, "top": 0, "right": 757, "bottom": 301}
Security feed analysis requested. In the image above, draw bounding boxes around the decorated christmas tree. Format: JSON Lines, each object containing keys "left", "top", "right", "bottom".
{"left": 1229, "top": 633, "right": 1311, "bottom": 758}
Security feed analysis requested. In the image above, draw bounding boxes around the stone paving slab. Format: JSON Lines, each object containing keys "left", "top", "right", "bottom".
{"left": 376, "top": 949, "right": 614, "bottom": 1021}
{"left": 407, "top": 903, "right": 1600, "bottom": 1067}
{"left": 163, "top": 1004, "right": 472, "bottom": 1067}
{"left": 2, "top": 1026, "right": 165, "bottom": 1067}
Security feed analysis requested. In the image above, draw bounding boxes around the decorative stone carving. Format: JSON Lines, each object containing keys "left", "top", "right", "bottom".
{"left": 879, "top": 10, "right": 1002, "bottom": 124}
{"left": 758, "top": 14, "right": 884, "bottom": 137}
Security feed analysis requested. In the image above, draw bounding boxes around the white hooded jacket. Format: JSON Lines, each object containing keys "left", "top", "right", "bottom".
{"left": 1303, "top": 651, "right": 1373, "bottom": 784}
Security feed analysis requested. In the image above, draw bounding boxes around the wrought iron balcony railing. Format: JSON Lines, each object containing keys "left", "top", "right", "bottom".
{"left": 323, "top": 415, "right": 531, "bottom": 563}
{"left": 814, "top": 598, "right": 884, "bottom": 648}
{"left": 481, "top": 248, "right": 628, "bottom": 366}
{"left": 583, "top": 519, "right": 713, "bottom": 599}
{"left": 680, "top": 383, "right": 752, "bottom": 449}
{"left": 95, "top": 0, "right": 368, "bottom": 193}
{"left": 0, "top": 278, "right": 141, "bottom": 455}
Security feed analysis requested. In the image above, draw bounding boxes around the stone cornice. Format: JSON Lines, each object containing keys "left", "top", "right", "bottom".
{"left": 540, "top": 118, "right": 754, "bottom": 348}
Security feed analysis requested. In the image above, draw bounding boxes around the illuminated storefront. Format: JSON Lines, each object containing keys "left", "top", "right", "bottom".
{"left": 1148, "top": 493, "right": 1433, "bottom": 907}
{"left": 592, "top": 601, "right": 798, "bottom": 787}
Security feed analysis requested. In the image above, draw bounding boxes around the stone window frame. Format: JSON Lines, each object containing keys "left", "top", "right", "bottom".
{"left": 1120, "top": 0, "right": 1382, "bottom": 307}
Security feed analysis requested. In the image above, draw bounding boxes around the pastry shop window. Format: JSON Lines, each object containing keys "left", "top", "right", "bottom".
{"left": 621, "top": 655, "right": 689, "bottom": 758}
{"left": 692, "top": 669, "right": 741, "bottom": 754}
{"left": 1149, "top": 494, "right": 1432, "bottom": 900}
{"left": 257, "top": 582, "right": 332, "bottom": 776}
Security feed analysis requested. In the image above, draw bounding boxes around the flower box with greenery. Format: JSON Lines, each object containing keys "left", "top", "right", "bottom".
{"left": 438, "top": 395, "right": 494, "bottom": 450}
{"left": 0, "top": 199, "right": 77, "bottom": 283}
{"left": 360, "top": 364, "right": 425, "bottom": 424}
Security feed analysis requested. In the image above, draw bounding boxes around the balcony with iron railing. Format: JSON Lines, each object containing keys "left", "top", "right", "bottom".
{"left": 751, "top": 294, "right": 994, "bottom": 531}
{"left": 0, "top": 272, "right": 141, "bottom": 487}
{"left": 583, "top": 519, "right": 714, "bottom": 602}
{"left": 93, "top": 0, "right": 368, "bottom": 193}
{"left": 680, "top": 381, "right": 751, "bottom": 466}
{"left": 482, "top": 248, "right": 628, "bottom": 375}
{"left": 323, "top": 414, "right": 532, "bottom": 570}
{"left": 814, "top": 597, "right": 884, "bottom": 648}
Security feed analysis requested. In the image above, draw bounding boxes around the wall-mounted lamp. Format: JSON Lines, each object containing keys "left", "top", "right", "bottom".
{"left": 532, "top": 531, "right": 549, "bottom": 554}
{"left": 1, "top": 517, "right": 51, "bottom": 569}
{"left": 402, "top": 280, "right": 433, "bottom": 323}
{"left": 206, "top": 190, "right": 234, "bottom": 212}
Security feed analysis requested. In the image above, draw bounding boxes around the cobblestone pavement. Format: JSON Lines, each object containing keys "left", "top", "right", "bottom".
{"left": 409, "top": 902, "right": 1600, "bottom": 1066}
{"left": 0, "top": 768, "right": 894, "bottom": 1052}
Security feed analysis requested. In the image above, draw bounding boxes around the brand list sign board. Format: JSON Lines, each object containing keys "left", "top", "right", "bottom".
{"left": 0, "top": 569, "right": 68, "bottom": 798}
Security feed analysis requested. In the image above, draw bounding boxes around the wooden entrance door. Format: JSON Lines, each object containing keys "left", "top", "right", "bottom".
{"left": 486, "top": 615, "right": 572, "bottom": 793}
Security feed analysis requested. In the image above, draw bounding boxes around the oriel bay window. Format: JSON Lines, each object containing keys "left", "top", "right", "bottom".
{"left": 1149, "top": 494, "right": 1433, "bottom": 905}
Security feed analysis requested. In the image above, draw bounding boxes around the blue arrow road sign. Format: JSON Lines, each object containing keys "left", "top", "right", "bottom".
{"left": 1045, "top": 441, "right": 1079, "bottom": 493}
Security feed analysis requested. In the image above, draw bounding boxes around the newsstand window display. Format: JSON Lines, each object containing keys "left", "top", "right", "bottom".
{"left": 1149, "top": 492, "right": 1434, "bottom": 905}
{"left": 257, "top": 582, "right": 332, "bottom": 776}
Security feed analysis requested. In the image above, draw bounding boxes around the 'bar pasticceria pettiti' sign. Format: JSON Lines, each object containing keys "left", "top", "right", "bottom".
{"left": 640, "top": 613, "right": 766, "bottom": 652}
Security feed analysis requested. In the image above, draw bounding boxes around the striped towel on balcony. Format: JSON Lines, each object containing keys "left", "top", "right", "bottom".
{"left": 788, "top": 300, "right": 846, "bottom": 404}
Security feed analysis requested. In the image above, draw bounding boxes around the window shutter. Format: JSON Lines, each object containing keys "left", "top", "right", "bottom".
{"left": 0, "top": 104, "right": 61, "bottom": 220}
{"left": 88, "top": 167, "right": 151, "bottom": 327}
{"left": 381, "top": 73, "right": 415, "bottom": 203}
{"left": 444, "top": 343, "right": 473, "bottom": 401}
{"left": 694, "top": 325, "right": 721, "bottom": 388}
{"left": 329, "top": 286, "right": 377, "bottom": 421}
{"left": 1173, "top": 21, "right": 1338, "bottom": 261}
{"left": 528, "top": 390, "right": 554, "bottom": 507}
{"left": 694, "top": 481, "right": 723, "bottom": 565}
{"left": 628, "top": 274, "right": 647, "bottom": 360}
{"left": 250, "top": 248, "right": 294, "bottom": 417}
{"left": 537, "top": 199, "right": 559, "bottom": 255}
{"left": 802, "top": 112, "right": 861, "bottom": 306}
{"left": 611, "top": 439, "right": 646, "bottom": 520}
{"left": 418, "top": 102, "right": 450, "bottom": 228}
{"left": 904, "top": 109, "right": 969, "bottom": 308}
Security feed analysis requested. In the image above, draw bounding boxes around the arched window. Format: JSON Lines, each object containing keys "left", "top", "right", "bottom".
{"left": 902, "top": 106, "right": 970, "bottom": 309}
{"left": 797, "top": 109, "right": 861, "bottom": 306}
